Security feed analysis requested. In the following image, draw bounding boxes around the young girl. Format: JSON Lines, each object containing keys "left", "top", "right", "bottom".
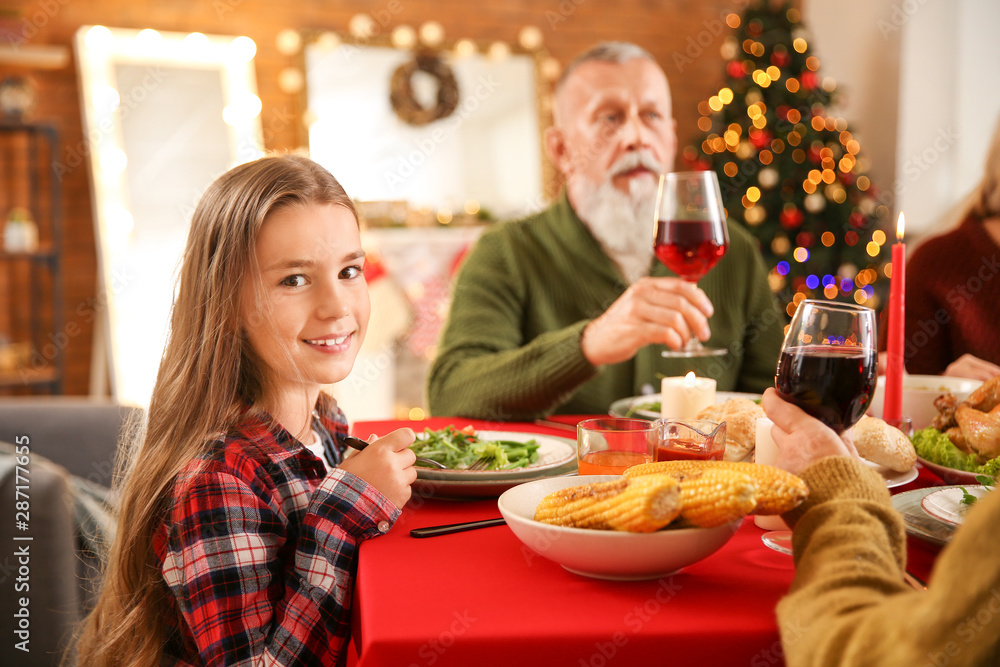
{"left": 77, "top": 155, "right": 416, "bottom": 666}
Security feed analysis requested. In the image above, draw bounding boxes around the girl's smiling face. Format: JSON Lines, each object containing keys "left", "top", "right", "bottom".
{"left": 242, "top": 202, "right": 369, "bottom": 406}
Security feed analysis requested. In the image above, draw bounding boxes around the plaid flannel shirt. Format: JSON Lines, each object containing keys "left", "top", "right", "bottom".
{"left": 152, "top": 408, "right": 399, "bottom": 666}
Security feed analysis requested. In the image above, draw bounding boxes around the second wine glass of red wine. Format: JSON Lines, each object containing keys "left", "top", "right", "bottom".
{"left": 653, "top": 170, "right": 729, "bottom": 357}
{"left": 774, "top": 299, "right": 878, "bottom": 434}
{"left": 763, "top": 299, "right": 878, "bottom": 556}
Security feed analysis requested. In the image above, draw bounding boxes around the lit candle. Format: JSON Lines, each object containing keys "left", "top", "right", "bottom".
{"left": 883, "top": 212, "right": 905, "bottom": 424}
{"left": 661, "top": 371, "right": 716, "bottom": 420}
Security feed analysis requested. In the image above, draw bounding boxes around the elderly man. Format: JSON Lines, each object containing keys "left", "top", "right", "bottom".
{"left": 428, "top": 42, "right": 783, "bottom": 419}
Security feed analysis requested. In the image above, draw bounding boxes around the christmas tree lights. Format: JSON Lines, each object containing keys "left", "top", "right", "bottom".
{"left": 683, "top": 0, "right": 893, "bottom": 319}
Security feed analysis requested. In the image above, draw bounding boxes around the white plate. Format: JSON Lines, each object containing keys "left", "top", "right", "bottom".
{"left": 892, "top": 486, "right": 959, "bottom": 546}
{"left": 411, "top": 465, "right": 579, "bottom": 501}
{"left": 414, "top": 431, "right": 577, "bottom": 482}
{"left": 920, "top": 486, "right": 990, "bottom": 526}
{"left": 609, "top": 391, "right": 763, "bottom": 420}
{"left": 916, "top": 456, "right": 985, "bottom": 485}
{"left": 861, "top": 458, "right": 919, "bottom": 489}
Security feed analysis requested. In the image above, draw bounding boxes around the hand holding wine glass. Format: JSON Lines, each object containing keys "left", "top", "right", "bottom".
{"left": 761, "top": 299, "right": 876, "bottom": 555}
{"left": 653, "top": 171, "right": 729, "bottom": 357}
{"left": 760, "top": 388, "right": 860, "bottom": 476}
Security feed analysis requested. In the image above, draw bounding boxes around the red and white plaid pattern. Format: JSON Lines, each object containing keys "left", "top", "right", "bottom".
{"left": 153, "top": 409, "right": 399, "bottom": 666}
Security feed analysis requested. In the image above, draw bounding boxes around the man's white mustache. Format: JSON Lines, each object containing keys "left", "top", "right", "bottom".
{"left": 611, "top": 152, "right": 664, "bottom": 177}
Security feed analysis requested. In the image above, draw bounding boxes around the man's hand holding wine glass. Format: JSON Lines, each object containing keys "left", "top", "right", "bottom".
{"left": 653, "top": 171, "right": 731, "bottom": 357}
{"left": 760, "top": 299, "right": 876, "bottom": 553}
{"left": 580, "top": 277, "right": 714, "bottom": 366}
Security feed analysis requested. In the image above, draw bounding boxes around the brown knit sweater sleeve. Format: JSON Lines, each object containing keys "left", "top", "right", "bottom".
{"left": 777, "top": 456, "right": 1000, "bottom": 666}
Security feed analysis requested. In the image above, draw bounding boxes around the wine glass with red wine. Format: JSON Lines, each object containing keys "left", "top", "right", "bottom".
{"left": 762, "top": 299, "right": 877, "bottom": 555}
{"left": 653, "top": 171, "right": 729, "bottom": 357}
{"left": 775, "top": 300, "right": 878, "bottom": 434}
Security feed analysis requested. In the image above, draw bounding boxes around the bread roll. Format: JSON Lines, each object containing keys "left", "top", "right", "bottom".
{"left": 853, "top": 416, "right": 917, "bottom": 472}
{"left": 695, "top": 398, "right": 765, "bottom": 462}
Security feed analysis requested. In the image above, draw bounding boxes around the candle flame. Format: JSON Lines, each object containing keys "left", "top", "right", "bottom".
{"left": 684, "top": 371, "right": 697, "bottom": 387}
{"left": 896, "top": 212, "right": 905, "bottom": 241}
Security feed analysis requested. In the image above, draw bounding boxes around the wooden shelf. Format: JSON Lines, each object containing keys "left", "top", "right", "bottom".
{"left": 0, "top": 366, "right": 57, "bottom": 388}
{"left": 0, "top": 44, "right": 70, "bottom": 69}
{"left": 0, "top": 248, "right": 56, "bottom": 261}
{"left": 0, "top": 121, "right": 64, "bottom": 393}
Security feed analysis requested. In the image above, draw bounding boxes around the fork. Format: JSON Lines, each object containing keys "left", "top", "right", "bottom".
{"left": 342, "top": 435, "right": 447, "bottom": 469}
{"left": 466, "top": 457, "right": 493, "bottom": 471}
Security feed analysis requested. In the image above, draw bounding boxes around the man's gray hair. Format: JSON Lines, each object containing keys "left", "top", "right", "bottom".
{"left": 555, "top": 42, "right": 658, "bottom": 91}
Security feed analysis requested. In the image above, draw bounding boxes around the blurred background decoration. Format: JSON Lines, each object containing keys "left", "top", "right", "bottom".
{"left": 684, "top": 0, "right": 892, "bottom": 320}
{"left": 0, "top": 75, "right": 37, "bottom": 120}
{"left": 293, "top": 21, "right": 557, "bottom": 224}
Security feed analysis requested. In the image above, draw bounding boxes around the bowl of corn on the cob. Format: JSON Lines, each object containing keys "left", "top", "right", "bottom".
{"left": 498, "top": 475, "right": 741, "bottom": 580}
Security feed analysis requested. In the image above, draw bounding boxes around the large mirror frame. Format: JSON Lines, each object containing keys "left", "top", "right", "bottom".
{"left": 295, "top": 29, "right": 558, "bottom": 223}
{"left": 75, "top": 25, "right": 264, "bottom": 406}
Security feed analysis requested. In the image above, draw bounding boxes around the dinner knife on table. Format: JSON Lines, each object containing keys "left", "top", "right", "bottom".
{"left": 410, "top": 518, "right": 507, "bottom": 538}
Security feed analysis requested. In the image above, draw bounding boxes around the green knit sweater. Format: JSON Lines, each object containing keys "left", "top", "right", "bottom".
{"left": 778, "top": 457, "right": 1000, "bottom": 666}
{"left": 427, "top": 194, "right": 785, "bottom": 419}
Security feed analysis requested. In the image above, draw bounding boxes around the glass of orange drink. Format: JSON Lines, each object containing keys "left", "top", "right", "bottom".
{"left": 576, "top": 418, "right": 656, "bottom": 476}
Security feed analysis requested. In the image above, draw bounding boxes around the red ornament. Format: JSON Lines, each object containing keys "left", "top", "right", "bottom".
{"left": 749, "top": 129, "right": 772, "bottom": 150}
{"left": 845, "top": 231, "right": 859, "bottom": 246}
{"left": 801, "top": 71, "right": 819, "bottom": 90}
{"left": 796, "top": 232, "right": 814, "bottom": 248}
{"left": 841, "top": 171, "right": 856, "bottom": 185}
{"left": 849, "top": 211, "right": 867, "bottom": 229}
{"left": 770, "top": 51, "right": 791, "bottom": 68}
{"left": 776, "top": 105, "right": 790, "bottom": 120}
{"left": 780, "top": 206, "right": 804, "bottom": 229}
{"left": 726, "top": 61, "right": 745, "bottom": 79}
{"left": 808, "top": 146, "right": 823, "bottom": 164}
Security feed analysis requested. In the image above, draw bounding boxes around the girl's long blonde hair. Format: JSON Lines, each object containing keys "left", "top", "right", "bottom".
{"left": 76, "top": 155, "right": 357, "bottom": 667}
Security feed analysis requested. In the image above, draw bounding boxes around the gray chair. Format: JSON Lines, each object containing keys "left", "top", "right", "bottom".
{"left": 0, "top": 397, "right": 142, "bottom": 486}
{"left": 0, "top": 397, "right": 140, "bottom": 667}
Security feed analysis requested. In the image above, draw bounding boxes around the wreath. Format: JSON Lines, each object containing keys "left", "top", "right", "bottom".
{"left": 389, "top": 52, "right": 459, "bottom": 126}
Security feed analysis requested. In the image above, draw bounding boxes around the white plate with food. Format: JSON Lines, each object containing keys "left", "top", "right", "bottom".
{"left": 609, "top": 391, "right": 762, "bottom": 420}
{"left": 498, "top": 475, "right": 740, "bottom": 580}
{"left": 412, "top": 429, "right": 576, "bottom": 481}
{"left": 869, "top": 374, "right": 982, "bottom": 430}
{"left": 920, "top": 486, "right": 991, "bottom": 526}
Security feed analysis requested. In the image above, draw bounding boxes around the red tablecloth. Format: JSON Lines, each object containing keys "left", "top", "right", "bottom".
{"left": 346, "top": 417, "right": 948, "bottom": 667}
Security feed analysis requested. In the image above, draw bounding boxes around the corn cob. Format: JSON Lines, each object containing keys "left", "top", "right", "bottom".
{"left": 623, "top": 460, "right": 808, "bottom": 515}
{"left": 670, "top": 467, "right": 757, "bottom": 528}
{"left": 533, "top": 474, "right": 681, "bottom": 532}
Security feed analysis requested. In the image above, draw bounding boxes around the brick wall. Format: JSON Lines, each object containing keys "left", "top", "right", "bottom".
{"left": 0, "top": 0, "right": 779, "bottom": 395}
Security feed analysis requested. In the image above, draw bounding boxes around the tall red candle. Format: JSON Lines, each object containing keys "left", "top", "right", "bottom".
{"left": 883, "top": 212, "right": 905, "bottom": 423}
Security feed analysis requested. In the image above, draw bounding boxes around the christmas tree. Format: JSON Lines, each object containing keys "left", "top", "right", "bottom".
{"left": 681, "top": 0, "right": 893, "bottom": 319}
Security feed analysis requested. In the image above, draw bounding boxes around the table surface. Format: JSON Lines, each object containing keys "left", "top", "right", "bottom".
{"left": 345, "top": 417, "right": 946, "bottom": 667}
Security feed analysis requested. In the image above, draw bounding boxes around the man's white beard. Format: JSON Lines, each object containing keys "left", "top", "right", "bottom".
{"left": 574, "top": 171, "right": 659, "bottom": 284}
